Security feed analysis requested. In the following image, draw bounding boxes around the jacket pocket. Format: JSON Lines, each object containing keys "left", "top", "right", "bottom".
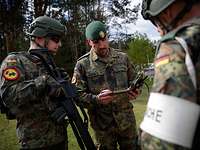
{"left": 86, "top": 69, "right": 105, "bottom": 93}
{"left": 113, "top": 65, "right": 128, "bottom": 89}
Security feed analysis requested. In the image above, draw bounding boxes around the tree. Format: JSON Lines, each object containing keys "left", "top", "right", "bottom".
{"left": 127, "top": 32, "right": 156, "bottom": 65}
{"left": 0, "top": 0, "right": 27, "bottom": 52}
{"left": 106, "top": 0, "right": 140, "bottom": 42}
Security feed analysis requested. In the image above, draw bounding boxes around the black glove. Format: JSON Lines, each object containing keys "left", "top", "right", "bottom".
{"left": 58, "top": 68, "right": 70, "bottom": 80}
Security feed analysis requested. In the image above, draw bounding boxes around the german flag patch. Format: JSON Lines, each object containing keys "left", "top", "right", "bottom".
{"left": 3, "top": 67, "right": 20, "bottom": 81}
{"left": 155, "top": 55, "right": 170, "bottom": 67}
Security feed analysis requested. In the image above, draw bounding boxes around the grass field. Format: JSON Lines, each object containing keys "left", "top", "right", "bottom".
{"left": 0, "top": 87, "right": 150, "bottom": 150}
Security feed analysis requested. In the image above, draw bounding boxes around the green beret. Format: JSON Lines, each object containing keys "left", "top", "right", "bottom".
{"left": 85, "top": 21, "right": 107, "bottom": 40}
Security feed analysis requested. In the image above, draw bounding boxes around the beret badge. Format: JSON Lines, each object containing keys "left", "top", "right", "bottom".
{"left": 99, "top": 31, "right": 106, "bottom": 38}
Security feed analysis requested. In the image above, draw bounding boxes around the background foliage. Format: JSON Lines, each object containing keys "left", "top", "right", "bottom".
{"left": 127, "top": 32, "right": 156, "bottom": 66}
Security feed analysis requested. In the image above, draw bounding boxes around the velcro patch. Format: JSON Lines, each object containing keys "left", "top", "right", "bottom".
{"left": 6, "top": 58, "right": 17, "bottom": 66}
{"left": 155, "top": 55, "right": 169, "bottom": 67}
{"left": 3, "top": 67, "right": 20, "bottom": 81}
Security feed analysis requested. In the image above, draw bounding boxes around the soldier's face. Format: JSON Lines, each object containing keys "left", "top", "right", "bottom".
{"left": 47, "top": 37, "right": 62, "bottom": 54}
{"left": 89, "top": 37, "right": 109, "bottom": 57}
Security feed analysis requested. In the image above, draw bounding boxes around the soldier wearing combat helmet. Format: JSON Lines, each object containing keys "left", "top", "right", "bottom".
{"left": 0, "top": 16, "right": 68, "bottom": 150}
{"left": 140, "top": 0, "right": 200, "bottom": 150}
{"left": 72, "top": 20, "right": 141, "bottom": 150}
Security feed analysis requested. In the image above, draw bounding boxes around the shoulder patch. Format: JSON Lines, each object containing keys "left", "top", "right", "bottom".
{"left": 155, "top": 55, "right": 170, "bottom": 67}
{"left": 4, "top": 54, "right": 18, "bottom": 67}
{"left": 6, "top": 58, "right": 17, "bottom": 66}
{"left": 3, "top": 67, "right": 20, "bottom": 81}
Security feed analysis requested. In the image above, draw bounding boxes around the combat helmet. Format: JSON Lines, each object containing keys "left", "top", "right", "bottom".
{"left": 141, "top": 0, "right": 198, "bottom": 31}
{"left": 141, "top": 0, "right": 175, "bottom": 20}
{"left": 28, "top": 16, "right": 66, "bottom": 37}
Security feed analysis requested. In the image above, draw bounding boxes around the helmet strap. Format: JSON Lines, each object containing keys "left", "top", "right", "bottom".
{"left": 31, "top": 36, "right": 48, "bottom": 49}
{"left": 44, "top": 37, "right": 50, "bottom": 48}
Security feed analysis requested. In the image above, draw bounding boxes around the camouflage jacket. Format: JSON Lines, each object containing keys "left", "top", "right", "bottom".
{"left": 72, "top": 48, "right": 137, "bottom": 131}
{"left": 141, "top": 17, "right": 200, "bottom": 150}
{"left": 0, "top": 50, "right": 67, "bottom": 149}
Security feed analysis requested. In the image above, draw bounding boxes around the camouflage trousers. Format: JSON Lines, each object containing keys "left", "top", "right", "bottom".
{"left": 94, "top": 123, "right": 138, "bottom": 150}
{"left": 140, "top": 131, "right": 189, "bottom": 150}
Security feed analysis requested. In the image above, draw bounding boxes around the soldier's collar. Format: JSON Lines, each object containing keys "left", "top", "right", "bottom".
{"left": 90, "top": 48, "right": 118, "bottom": 62}
{"left": 91, "top": 48, "right": 114, "bottom": 61}
{"left": 90, "top": 48, "right": 98, "bottom": 61}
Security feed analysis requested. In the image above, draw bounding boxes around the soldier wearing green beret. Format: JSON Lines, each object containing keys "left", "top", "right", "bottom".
{"left": 72, "top": 20, "right": 141, "bottom": 150}
{"left": 140, "top": 0, "right": 200, "bottom": 150}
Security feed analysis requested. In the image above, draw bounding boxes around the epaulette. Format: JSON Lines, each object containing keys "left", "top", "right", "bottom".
{"left": 77, "top": 52, "right": 90, "bottom": 61}
{"left": 8, "top": 51, "right": 40, "bottom": 64}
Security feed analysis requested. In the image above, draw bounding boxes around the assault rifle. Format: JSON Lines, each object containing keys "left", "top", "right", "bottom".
{"left": 112, "top": 73, "right": 148, "bottom": 95}
{"left": 30, "top": 49, "right": 96, "bottom": 150}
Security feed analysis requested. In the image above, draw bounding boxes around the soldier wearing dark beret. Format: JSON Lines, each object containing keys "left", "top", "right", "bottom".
{"left": 72, "top": 20, "right": 141, "bottom": 150}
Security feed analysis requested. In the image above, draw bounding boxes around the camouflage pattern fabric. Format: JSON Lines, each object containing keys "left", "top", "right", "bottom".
{"left": 72, "top": 48, "right": 138, "bottom": 149}
{"left": 141, "top": 18, "right": 200, "bottom": 150}
{"left": 0, "top": 51, "right": 67, "bottom": 149}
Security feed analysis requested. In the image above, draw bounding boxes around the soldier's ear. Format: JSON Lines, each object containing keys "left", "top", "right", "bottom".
{"left": 35, "top": 37, "right": 44, "bottom": 43}
{"left": 34, "top": 37, "right": 45, "bottom": 46}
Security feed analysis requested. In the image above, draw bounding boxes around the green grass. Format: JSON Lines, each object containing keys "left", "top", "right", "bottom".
{"left": 0, "top": 86, "right": 150, "bottom": 150}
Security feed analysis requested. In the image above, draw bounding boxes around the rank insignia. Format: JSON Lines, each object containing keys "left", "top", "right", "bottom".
{"left": 155, "top": 55, "right": 169, "bottom": 67}
{"left": 3, "top": 67, "right": 20, "bottom": 81}
{"left": 99, "top": 31, "right": 106, "bottom": 38}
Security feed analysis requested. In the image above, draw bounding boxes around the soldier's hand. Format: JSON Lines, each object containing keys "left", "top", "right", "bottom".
{"left": 58, "top": 68, "right": 70, "bottom": 81}
{"left": 97, "top": 89, "right": 114, "bottom": 105}
{"left": 127, "top": 88, "right": 141, "bottom": 100}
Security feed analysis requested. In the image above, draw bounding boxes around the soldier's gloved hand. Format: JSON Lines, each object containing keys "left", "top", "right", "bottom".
{"left": 50, "top": 106, "right": 67, "bottom": 124}
{"left": 97, "top": 89, "right": 114, "bottom": 105}
{"left": 58, "top": 68, "right": 70, "bottom": 80}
